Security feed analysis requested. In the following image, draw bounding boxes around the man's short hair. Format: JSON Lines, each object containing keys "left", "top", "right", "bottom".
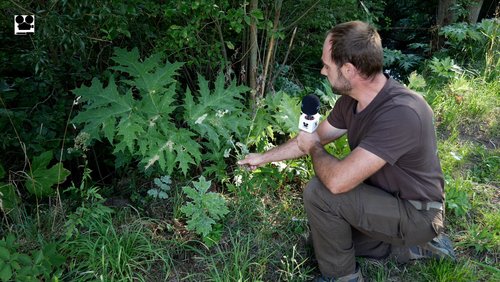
{"left": 328, "top": 21, "right": 383, "bottom": 79}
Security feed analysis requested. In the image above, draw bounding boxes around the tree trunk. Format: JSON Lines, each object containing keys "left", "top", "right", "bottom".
{"left": 433, "top": 0, "right": 457, "bottom": 51}
{"left": 248, "top": 0, "right": 259, "bottom": 97}
{"left": 260, "top": 0, "right": 282, "bottom": 99}
{"left": 467, "top": 0, "right": 484, "bottom": 23}
{"left": 437, "top": 0, "right": 456, "bottom": 27}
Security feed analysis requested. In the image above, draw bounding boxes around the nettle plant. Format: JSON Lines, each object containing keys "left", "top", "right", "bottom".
{"left": 72, "top": 47, "right": 250, "bottom": 176}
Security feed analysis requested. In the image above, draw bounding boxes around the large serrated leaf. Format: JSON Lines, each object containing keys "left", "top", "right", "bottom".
{"left": 116, "top": 114, "right": 146, "bottom": 153}
{"left": 111, "top": 48, "right": 155, "bottom": 78}
{"left": 111, "top": 47, "right": 183, "bottom": 94}
{"left": 272, "top": 92, "right": 301, "bottom": 134}
{"left": 183, "top": 73, "right": 250, "bottom": 148}
{"left": 170, "top": 128, "right": 202, "bottom": 175}
{"left": 72, "top": 77, "right": 133, "bottom": 143}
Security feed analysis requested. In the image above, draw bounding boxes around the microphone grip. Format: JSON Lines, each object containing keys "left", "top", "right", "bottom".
{"left": 299, "top": 113, "right": 320, "bottom": 133}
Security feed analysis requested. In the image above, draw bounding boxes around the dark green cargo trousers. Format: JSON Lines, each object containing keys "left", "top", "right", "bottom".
{"left": 303, "top": 177, "right": 444, "bottom": 278}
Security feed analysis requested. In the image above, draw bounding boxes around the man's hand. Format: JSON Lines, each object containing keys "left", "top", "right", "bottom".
{"left": 297, "top": 131, "right": 322, "bottom": 155}
{"left": 237, "top": 153, "right": 265, "bottom": 171}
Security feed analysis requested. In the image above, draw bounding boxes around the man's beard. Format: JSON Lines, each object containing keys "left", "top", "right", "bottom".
{"left": 332, "top": 71, "right": 352, "bottom": 96}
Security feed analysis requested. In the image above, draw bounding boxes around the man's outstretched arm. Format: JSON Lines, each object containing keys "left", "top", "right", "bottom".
{"left": 237, "top": 137, "right": 304, "bottom": 170}
{"left": 238, "top": 120, "right": 346, "bottom": 170}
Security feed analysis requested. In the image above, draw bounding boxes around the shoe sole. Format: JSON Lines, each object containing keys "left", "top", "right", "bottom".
{"left": 422, "top": 235, "right": 456, "bottom": 261}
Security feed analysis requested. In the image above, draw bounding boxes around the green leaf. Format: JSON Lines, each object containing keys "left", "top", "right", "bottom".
{"left": 182, "top": 187, "right": 198, "bottom": 200}
{"left": 43, "top": 243, "right": 65, "bottom": 267}
{"left": 170, "top": 128, "right": 202, "bottom": 175}
{"left": 151, "top": 176, "right": 172, "bottom": 198}
{"left": 250, "top": 8, "right": 264, "bottom": 20}
{"left": 204, "top": 193, "right": 229, "bottom": 219}
{"left": 0, "top": 246, "right": 9, "bottom": 260}
{"left": 0, "top": 264, "right": 12, "bottom": 282}
{"left": 244, "top": 15, "right": 251, "bottom": 25}
{"left": 116, "top": 114, "right": 146, "bottom": 153}
{"left": 153, "top": 179, "right": 164, "bottom": 189}
{"left": 33, "top": 250, "right": 43, "bottom": 264}
{"left": 0, "top": 183, "right": 19, "bottom": 211}
{"left": 193, "top": 176, "right": 211, "bottom": 194}
{"left": 72, "top": 77, "right": 133, "bottom": 143}
{"left": 10, "top": 260, "right": 20, "bottom": 270}
{"left": 16, "top": 254, "right": 32, "bottom": 265}
{"left": 110, "top": 48, "right": 183, "bottom": 94}
{"left": 25, "top": 152, "right": 71, "bottom": 198}
{"left": 5, "top": 234, "right": 15, "bottom": 247}
{"left": 147, "top": 189, "right": 158, "bottom": 197}
{"left": 159, "top": 175, "right": 171, "bottom": 185}
{"left": 158, "top": 191, "right": 168, "bottom": 199}
{"left": 271, "top": 92, "right": 301, "bottom": 134}
{"left": 186, "top": 213, "right": 215, "bottom": 237}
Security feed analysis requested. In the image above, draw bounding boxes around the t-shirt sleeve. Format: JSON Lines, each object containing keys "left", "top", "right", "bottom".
{"left": 359, "top": 106, "right": 421, "bottom": 165}
{"left": 327, "top": 96, "right": 348, "bottom": 129}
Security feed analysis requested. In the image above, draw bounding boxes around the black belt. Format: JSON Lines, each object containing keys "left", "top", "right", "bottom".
{"left": 408, "top": 200, "right": 444, "bottom": 211}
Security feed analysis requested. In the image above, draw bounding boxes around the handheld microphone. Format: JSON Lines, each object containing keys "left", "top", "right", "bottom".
{"left": 299, "top": 94, "right": 321, "bottom": 133}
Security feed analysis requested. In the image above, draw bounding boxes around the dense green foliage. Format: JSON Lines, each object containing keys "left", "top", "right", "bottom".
{"left": 0, "top": 234, "right": 65, "bottom": 282}
{"left": 1, "top": 0, "right": 498, "bottom": 280}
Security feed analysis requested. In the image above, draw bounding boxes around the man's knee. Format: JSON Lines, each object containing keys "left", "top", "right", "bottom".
{"left": 303, "top": 177, "right": 322, "bottom": 206}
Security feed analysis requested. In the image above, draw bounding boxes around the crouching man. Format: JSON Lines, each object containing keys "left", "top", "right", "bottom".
{"left": 238, "top": 21, "right": 455, "bottom": 281}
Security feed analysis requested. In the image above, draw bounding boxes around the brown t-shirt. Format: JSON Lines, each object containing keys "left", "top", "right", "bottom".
{"left": 327, "top": 77, "right": 444, "bottom": 202}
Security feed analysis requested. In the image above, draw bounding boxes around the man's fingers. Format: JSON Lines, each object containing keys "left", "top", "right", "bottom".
{"left": 237, "top": 159, "right": 259, "bottom": 171}
{"left": 237, "top": 159, "right": 251, "bottom": 166}
{"left": 238, "top": 153, "right": 263, "bottom": 170}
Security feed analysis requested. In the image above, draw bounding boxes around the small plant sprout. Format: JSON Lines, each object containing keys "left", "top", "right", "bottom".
{"left": 148, "top": 175, "right": 172, "bottom": 199}
{"left": 181, "top": 176, "right": 229, "bottom": 239}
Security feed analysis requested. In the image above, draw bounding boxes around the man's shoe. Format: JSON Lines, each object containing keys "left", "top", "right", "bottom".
{"left": 311, "top": 264, "right": 364, "bottom": 282}
{"left": 391, "top": 233, "right": 456, "bottom": 263}
{"left": 410, "top": 233, "right": 456, "bottom": 261}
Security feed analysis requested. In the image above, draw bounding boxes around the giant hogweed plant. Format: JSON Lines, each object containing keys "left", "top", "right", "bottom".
{"left": 72, "top": 47, "right": 250, "bottom": 177}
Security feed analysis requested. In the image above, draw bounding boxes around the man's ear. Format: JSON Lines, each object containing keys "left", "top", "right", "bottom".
{"left": 341, "top": 63, "right": 357, "bottom": 79}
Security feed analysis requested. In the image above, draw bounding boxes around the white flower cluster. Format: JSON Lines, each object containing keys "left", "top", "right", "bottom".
{"left": 216, "top": 109, "right": 229, "bottom": 118}
{"left": 274, "top": 161, "right": 287, "bottom": 172}
{"left": 233, "top": 174, "right": 243, "bottom": 187}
